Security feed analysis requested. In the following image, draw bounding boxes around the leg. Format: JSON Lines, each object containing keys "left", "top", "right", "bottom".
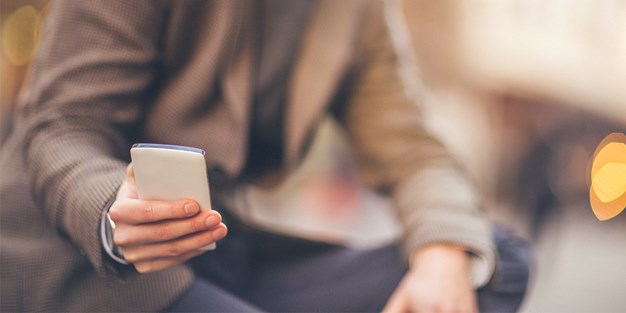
{"left": 167, "top": 213, "right": 267, "bottom": 312}
{"left": 165, "top": 279, "right": 264, "bottom": 312}
{"left": 189, "top": 210, "right": 406, "bottom": 312}
{"left": 187, "top": 208, "right": 531, "bottom": 313}
{"left": 245, "top": 227, "right": 530, "bottom": 313}
{"left": 246, "top": 243, "right": 407, "bottom": 312}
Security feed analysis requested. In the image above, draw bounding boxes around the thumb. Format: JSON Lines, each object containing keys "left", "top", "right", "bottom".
{"left": 126, "top": 163, "right": 136, "bottom": 184}
{"left": 117, "top": 164, "right": 138, "bottom": 199}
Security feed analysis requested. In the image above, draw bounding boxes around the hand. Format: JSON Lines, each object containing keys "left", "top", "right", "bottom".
{"left": 383, "top": 244, "right": 477, "bottom": 313}
{"left": 108, "top": 164, "right": 227, "bottom": 273}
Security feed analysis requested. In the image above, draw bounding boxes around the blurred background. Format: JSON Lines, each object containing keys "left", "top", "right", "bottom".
{"left": 398, "top": 1, "right": 626, "bottom": 312}
{"left": 1, "top": 0, "right": 625, "bottom": 311}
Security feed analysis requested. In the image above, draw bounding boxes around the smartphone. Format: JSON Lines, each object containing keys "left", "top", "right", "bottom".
{"left": 130, "top": 143, "right": 216, "bottom": 250}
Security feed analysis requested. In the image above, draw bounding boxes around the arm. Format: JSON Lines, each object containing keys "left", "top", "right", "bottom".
{"left": 17, "top": 0, "right": 166, "bottom": 280}
{"left": 339, "top": 0, "right": 495, "bottom": 310}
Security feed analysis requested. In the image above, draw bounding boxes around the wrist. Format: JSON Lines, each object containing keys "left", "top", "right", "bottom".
{"left": 410, "top": 243, "right": 469, "bottom": 272}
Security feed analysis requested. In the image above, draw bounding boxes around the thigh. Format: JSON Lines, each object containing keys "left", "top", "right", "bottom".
{"left": 246, "top": 243, "right": 408, "bottom": 312}
{"left": 166, "top": 279, "right": 264, "bottom": 312}
{"left": 188, "top": 212, "right": 530, "bottom": 313}
{"left": 245, "top": 227, "right": 531, "bottom": 313}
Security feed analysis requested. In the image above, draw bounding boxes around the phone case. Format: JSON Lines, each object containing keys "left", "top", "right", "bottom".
{"left": 130, "top": 143, "right": 215, "bottom": 250}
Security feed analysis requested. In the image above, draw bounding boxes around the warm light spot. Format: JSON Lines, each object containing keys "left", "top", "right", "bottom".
{"left": 589, "top": 133, "right": 626, "bottom": 221}
{"left": 592, "top": 162, "right": 626, "bottom": 203}
{"left": 591, "top": 142, "right": 626, "bottom": 179}
{"left": 590, "top": 185, "right": 625, "bottom": 221}
{"left": 2, "top": 5, "right": 41, "bottom": 66}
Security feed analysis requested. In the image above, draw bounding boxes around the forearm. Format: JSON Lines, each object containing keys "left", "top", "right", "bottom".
{"left": 394, "top": 166, "right": 495, "bottom": 287}
{"left": 24, "top": 125, "right": 129, "bottom": 278}
{"left": 17, "top": 0, "right": 166, "bottom": 279}
{"left": 342, "top": 0, "right": 495, "bottom": 287}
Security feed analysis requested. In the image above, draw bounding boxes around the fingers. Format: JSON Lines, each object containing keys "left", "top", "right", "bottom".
{"left": 121, "top": 223, "right": 227, "bottom": 263}
{"left": 113, "top": 210, "right": 223, "bottom": 245}
{"left": 109, "top": 198, "right": 201, "bottom": 224}
{"left": 110, "top": 163, "right": 226, "bottom": 274}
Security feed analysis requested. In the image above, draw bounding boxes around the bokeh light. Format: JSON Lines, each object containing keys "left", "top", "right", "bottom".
{"left": 2, "top": 5, "right": 41, "bottom": 66}
{"left": 589, "top": 133, "right": 626, "bottom": 220}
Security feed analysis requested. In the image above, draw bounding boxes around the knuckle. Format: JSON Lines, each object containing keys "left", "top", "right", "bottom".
{"left": 166, "top": 244, "right": 183, "bottom": 257}
{"left": 143, "top": 204, "right": 155, "bottom": 220}
{"left": 156, "top": 224, "right": 173, "bottom": 241}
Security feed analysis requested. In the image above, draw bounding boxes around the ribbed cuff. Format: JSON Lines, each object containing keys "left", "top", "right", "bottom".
{"left": 100, "top": 198, "right": 130, "bottom": 265}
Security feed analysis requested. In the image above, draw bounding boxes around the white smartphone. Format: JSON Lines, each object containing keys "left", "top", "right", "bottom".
{"left": 130, "top": 143, "right": 216, "bottom": 250}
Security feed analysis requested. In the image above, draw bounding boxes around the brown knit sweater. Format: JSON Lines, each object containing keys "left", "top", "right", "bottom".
{"left": 0, "top": 1, "right": 494, "bottom": 311}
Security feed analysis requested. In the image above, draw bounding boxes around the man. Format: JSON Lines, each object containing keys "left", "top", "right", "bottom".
{"left": 0, "top": 0, "right": 528, "bottom": 311}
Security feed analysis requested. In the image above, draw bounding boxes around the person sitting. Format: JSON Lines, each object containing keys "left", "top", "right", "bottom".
{"left": 0, "top": 1, "right": 529, "bottom": 312}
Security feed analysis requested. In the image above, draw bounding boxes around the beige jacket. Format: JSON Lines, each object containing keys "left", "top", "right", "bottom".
{"left": 0, "top": 0, "right": 494, "bottom": 311}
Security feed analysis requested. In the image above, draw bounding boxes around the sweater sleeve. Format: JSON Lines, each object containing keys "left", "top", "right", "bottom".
{"left": 17, "top": 0, "right": 167, "bottom": 282}
{"left": 341, "top": 0, "right": 495, "bottom": 287}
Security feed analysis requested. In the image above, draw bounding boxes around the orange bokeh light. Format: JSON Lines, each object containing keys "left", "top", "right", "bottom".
{"left": 589, "top": 133, "right": 626, "bottom": 221}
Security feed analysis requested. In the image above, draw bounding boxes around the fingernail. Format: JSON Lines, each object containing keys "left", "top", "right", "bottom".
{"left": 184, "top": 203, "right": 199, "bottom": 215}
{"left": 212, "top": 226, "right": 227, "bottom": 240}
{"left": 205, "top": 215, "right": 218, "bottom": 227}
